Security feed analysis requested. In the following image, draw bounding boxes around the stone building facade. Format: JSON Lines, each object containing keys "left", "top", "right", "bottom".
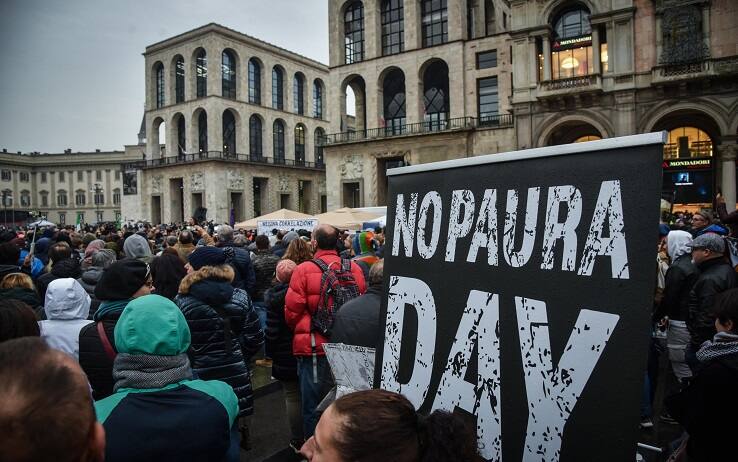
{"left": 510, "top": 0, "right": 738, "bottom": 210}
{"left": 123, "top": 23, "right": 330, "bottom": 224}
{"left": 0, "top": 147, "right": 142, "bottom": 226}
{"left": 323, "top": 0, "right": 517, "bottom": 209}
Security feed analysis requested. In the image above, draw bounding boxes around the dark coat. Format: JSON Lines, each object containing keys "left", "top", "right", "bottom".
{"left": 79, "top": 303, "right": 126, "bottom": 400}
{"left": 688, "top": 258, "right": 737, "bottom": 347}
{"left": 175, "top": 266, "right": 264, "bottom": 417}
{"left": 0, "top": 287, "right": 44, "bottom": 319}
{"left": 78, "top": 266, "right": 104, "bottom": 318}
{"left": 264, "top": 282, "right": 297, "bottom": 381}
{"left": 251, "top": 250, "right": 280, "bottom": 302}
{"left": 0, "top": 264, "right": 32, "bottom": 281}
{"left": 216, "top": 241, "right": 256, "bottom": 297}
{"left": 657, "top": 254, "right": 699, "bottom": 321}
{"left": 36, "top": 258, "right": 82, "bottom": 303}
{"left": 666, "top": 351, "right": 738, "bottom": 462}
{"left": 330, "top": 285, "right": 382, "bottom": 349}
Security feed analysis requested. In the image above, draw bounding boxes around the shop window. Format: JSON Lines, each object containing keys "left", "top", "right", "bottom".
{"left": 664, "top": 127, "right": 713, "bottom": 159}
{"left": 574, "top": 135, "right": 601, "bottom": 143}
{"left": 551, "top": 7, "right": 593, "bottom": 80}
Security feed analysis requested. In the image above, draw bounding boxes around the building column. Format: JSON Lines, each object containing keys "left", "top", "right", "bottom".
{"left": 364, "top": 0, "right": 380, "bottom": 60}
{"left": 528, "top": 38, "right": 538, "bottom": 88}
{"left": 592, "top": 27, "right": 601, "bottom": 74}
{"left": 542, "top": 35, "right": 552, "bottom": 81}
{"left": 720, "top": 144, "right": 737, "bottom": 210}
{"left": 404, "top": 0, "right": 421, "bottom": 51}
{"left": 207, "top": 48, "right": 222, "bottom": 98}
{"left": 405, "top": 65, "right": 422, "bottom": 125}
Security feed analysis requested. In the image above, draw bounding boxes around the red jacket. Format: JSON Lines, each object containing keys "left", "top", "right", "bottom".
{"left": 285, "top": 249, "right": 367, "bottom": 356}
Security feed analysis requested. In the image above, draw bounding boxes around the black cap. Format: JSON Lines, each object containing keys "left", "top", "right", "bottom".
{"left": 95, "top": 260, "right": 150, "bottom": 301}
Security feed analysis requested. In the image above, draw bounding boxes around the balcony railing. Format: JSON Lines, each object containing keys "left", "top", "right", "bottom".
{"left": 320, "top": 114, "right": 514, "bottom": 146}
{"left": 652, "top": 56, "right": 738, "bottom": 83}
{"left": 540, "top": 74, "right": 599, "bottom": 92}
{"left": 128, "top": 151, "right": 325, "bottom": 170}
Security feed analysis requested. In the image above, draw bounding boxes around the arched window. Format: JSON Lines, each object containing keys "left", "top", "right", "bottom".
{"left": 423, "top": 61, "right": 449, "bottom": 131}
{"left": 175, "top": 56, "right": 185, "bottom": 103}
{"left": 345, "top": 2, "right": 365, "bottom": 64}
{"left": 57, "top": 190, "right": 67, "bottom": 207}
{"left": 313, "top": 80, "right": 324, "bottom": 119}
{"left": 196, "top": 49, "right": 207, "bottom": 98}
{"left": 273, "top": 120, "right": 285, "bottom": 163}
{"left": 314, "top": 128, "right": 325, "bottom": 166}
{"left": 272, "top": 67, "right": 284, "bottom": 110}
{"left": 222, "top": 50, "right": 236, "bottom": 99}
{"left": 197, "top": 111, "right": 208, "bottom": 153}
{"left": 75, "top": 190, "right": 86, "bottom": 206}
{"left": 94, "top": 191, "right": 105, "bottom": 206}
{"left": 20, "top": 190, "right": 30, "bottom": 208}
{"left": 383, "top": 68, "right": 406, "bottom": 135}
{"left": 421, "top": 0, "right": 447, "bottom": 47}
{"left": 155, "top": 62, "right": 165, "bottom": 108}
{"left": 113, "top": 188, "right": 121, "bottom": 205}
{"left": 249, "top": 115, "right": 263, "bottom": 160}
{"left": 175, "top": 114, "right": 186, "bottom": 157}
{"left": 551, "top": 7, "right": 593, "bottom": 79}
{"left": 223, "top": 110, "right": 236, "bottom": 155}
{"left": 485, "top": 0, "right": 496, "bottom": 36}
{"left": 248, "top": 59, "right": 261, "bottom": 104}
{"left": 665, "top": 127, "right": 713, "bottom": 159}
{"left": 295, "top": 124, "right": 306, "bottom": 165}
{"left": 293, "top": 73, "right": 305, "bottom": 115}
{"left": 574, "top": 135, "right": 601, "bottom": 143}
{"left": 381, "top": 0, "right": 404, "bottom": 55}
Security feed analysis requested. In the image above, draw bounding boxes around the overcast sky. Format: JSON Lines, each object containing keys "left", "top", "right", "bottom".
{"left": 0, "top": 0, "right": 329, "bottom": 153}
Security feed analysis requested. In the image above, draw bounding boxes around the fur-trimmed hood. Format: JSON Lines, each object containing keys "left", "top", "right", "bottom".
{"left": 178, "top": 265, "right": 235, "bottom": 295}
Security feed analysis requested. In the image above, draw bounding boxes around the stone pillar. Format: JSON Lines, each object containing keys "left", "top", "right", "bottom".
{"left": 592, "top": 27, "right": 601, "bottom": 74}
{"left": 405, "top": 65, "right": 422, "bottom": 125}
{"left": 209, "top": 110, "right": 223, "bottom": 155}
{"left": 528, "top": 38, "right": 538, "bottom": 88}
{"left": 720, "top": 144, "right": 737, "bottom": 210}
{"left": 543, "top": 35, "right": 552, "bottom": 81}
{"left": 365, "top": 73, "right": 380, "bottom": 130}
{"left": 207, "top": 48, "right": 222, "bottom": 98}
{"left": 447, "top": 0, "right": 464, "bottom": 42}
{"left": 364, "top": 0, "right": 380, "bottom": 60}
{"left": 404, "top": 0, "right": 421, "bottom": 51}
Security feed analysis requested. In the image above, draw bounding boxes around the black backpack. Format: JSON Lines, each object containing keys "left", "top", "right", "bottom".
{"left": 310, "top": 258, "right": 361, "bottom": 337}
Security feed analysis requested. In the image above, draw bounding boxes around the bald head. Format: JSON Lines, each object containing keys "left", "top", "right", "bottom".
{"left": 0, "top": 338, "right": 105, "bottom": 462}
{"left": 314, "top": 224, "right": 339, "bottom": 251}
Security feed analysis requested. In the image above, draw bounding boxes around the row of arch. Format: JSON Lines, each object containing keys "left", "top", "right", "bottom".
{"left": 152, "top": 50, "right": 325, "bottom": 119}
{"left": 342, "top": 58, "right": 451, "bottom": 132}
{"left": 342, "top": 0, "right": 502, "bottom": 63}
{"left": 16, "top": 189, "right": 122, "bottom": 209}
{"left": 151, "top": 109, "right": 326, "bottom": 165}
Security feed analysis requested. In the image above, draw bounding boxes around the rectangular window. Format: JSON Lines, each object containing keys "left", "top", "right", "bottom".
{"left": 113, "top": 190, "right": 120, "bottom": 205}
{"left": 59, "top": 172, "right": 65, "bottom": 182}
{"left": 94, "top": 193, "right": 104, "bottom": 205}
{"left": 41, "top": 172, "right": 47, "bottom": 183}
{"left": 1, "top": 170, "right": 10, "bottom": 181}
{"left": 382, "top": 0, "right": 404, "bottom": 56}
{"left": 77, "top": 171, "right": 83, "bottom": 181}
{"left": 552, "top": 46, "right": 593, "bottom": 80}
{"left": 115, "top": 170, "right": 121, "bottom": 181}
{"left": 421, "top": 0, "right": 448, "bottom": 47}
{"left": 96, "top": 170, "right": 102, "bottom": 181}
{"left": 280, "top": 194, "right": 291, "bottom": 209}
{"left": 20, "top": 172, "right": 29, "bottom": 182}
{"left": 477, "top": 76, "right": 499, "bottom": 123}
{"left": 96, "top": 211, "right": 104, "bottom": 223}
{"left": 41, "top": 194, "right": 48, "bottom": 207}
{"left": 59, "top": 213, "right": 66, "bottom": 225}
{"left": 476, "top": 50, "right": 497, "bottom": 69}
{"left": 77, "top": 212, "right": 85, "bottom": 224}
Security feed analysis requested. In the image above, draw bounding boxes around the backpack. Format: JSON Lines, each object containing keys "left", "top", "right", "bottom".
{"left": 310, "top": 257, "right": 361, "bottom": 337}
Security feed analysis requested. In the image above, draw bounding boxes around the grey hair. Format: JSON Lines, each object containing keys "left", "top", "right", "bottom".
{"left": 218, "top": 225, "right": 234, "bottom": 242}
{"left": 368, "top": 259, "right": 384, "bottom": 286}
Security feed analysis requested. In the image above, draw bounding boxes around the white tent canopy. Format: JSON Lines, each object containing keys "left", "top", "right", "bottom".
{"left": 315, "top": 207, "right": 383, "bottom": 230}
{"left": 234, "top": 208, "right": 314, "bottom": 230}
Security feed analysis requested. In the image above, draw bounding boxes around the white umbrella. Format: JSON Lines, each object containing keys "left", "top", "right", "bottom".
{"left": 29, "top": 219, "right": 55, "bottom": 228}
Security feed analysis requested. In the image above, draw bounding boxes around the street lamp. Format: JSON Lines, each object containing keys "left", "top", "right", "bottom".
{"left": 90, "top": 183, "right": 103, "bottom": 224}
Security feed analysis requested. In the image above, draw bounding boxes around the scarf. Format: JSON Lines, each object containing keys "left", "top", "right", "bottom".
{"left": 696, "top": 331, "right": 738, "bottom": 363}
{"left": 113, "top": 352, "right": 193, "bottom": 392}
{"left": 93, "top": 299, "right": 132, "bottom": 321}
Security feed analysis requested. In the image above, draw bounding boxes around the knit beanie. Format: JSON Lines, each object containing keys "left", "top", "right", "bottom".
{"left": 82, "top": 233, "right": 97, "bottom": 247}
{"left": 123, "top": 234, "right": 152, "bottom": 260}
{"left": 188, "top": 246, "right": 227, "bottom": 270}
{"left": 282, "top": 231, "right": 300, "bottom": 247}
{"left": 95, "top": 260, "right": 150, "bottom": 301}
{"left": 276, "top": 259, "right": 297, "bottom": 283}
{"left": 91, "top": 249, "right": 117, "bottom": 269}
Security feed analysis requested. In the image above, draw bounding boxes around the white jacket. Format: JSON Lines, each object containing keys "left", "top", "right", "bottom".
{"left": 39, "top": 278, "right": 92, "bottom": 359}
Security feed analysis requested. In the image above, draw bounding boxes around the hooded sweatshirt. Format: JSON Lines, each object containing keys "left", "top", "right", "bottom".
{"left": 667, "top": 230, "right": 693, "bottom": 261}
{"left": 123, "top": 234, "right": 153, "bottom": 263}
{"left": 95, "top": 295, "right": 239, "bottom": 462}
{"left": 39, "top": 278, "right": 92, "bottom": 359}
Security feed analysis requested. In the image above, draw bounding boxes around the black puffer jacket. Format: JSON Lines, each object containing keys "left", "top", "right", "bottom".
{"left": 264, "top": 282, "right": 297, "bottom": 381}
{"left": 36, "top": 258, "right": 82, "bottom": 303}
{"left": 658, "top": 254, "right": 699, "bottom": 321}
{"left": 175, "top": 265, "right": 264, "bottom": 417}
{"left": 688, "top": 258, "right": 737, "bottom": 347}
{"left": 78, "top": 267, "right": 104, "bottom": 318}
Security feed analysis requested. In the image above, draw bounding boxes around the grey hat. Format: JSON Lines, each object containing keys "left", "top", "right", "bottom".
{"left": 689, "top": 233, "right": 725, "bottom": 253}
{"left": 283, "top": 231, "right": 299, "bottom": 246}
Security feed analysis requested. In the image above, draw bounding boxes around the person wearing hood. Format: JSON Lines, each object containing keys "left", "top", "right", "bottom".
{"left": 176, "top": 246, "right": 264, "bottom": 450}
{"left": 38, "top": 278, "right": 92, "bottom": 359}
{"left": 77, "top": 249, "right": 117, "bottom": 317}
{"left": 81, "top": 239, "right": 106, "bottom": 271}
{"left": 657, "top": 230, "right": 700, "bottom": 383}
{"left": 36, "top": 242, "right": 82, "bottom": 303}
{"left": 95, "top": 295, "right": 240, "bottom": 462}
{"left": 78, "top": 259, "right": 153, "bottom": 400}
{"left": 33, "top": 228, "right": 55, "bottom": 266}
{"left": 666, "top": 288, "right": 738, "bottom": 462}
{"left": 122, "top": 233, "right": 153, "bottom": 263}
{"left": 0, "top": 273, "right": 43, "bottom": 319}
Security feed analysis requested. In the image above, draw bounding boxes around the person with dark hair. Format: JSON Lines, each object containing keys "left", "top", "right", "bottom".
{"left": 0, "top": 337, "right": 106, "bottom": 462}
{"left": 0, "top": 299, "right": 40, "bottom": 342}
{"left": 666, "top": 288, "right": 738, "bottom": 462}
{"left": 150, "top": 253, "right": 187, "bottom": 301}
{"left": 252, "top": 234, "right": 280, "bottom": 349}
{"left": 175, "top": 230, "right": 196, "bottom": 261}
{"left": 36, "top": 242, "right": 82, "bottom": 302}
{"left": 0, "top": 241, "right": 32, "bottom": 280}
{"left": 95, "top": 295, "right": 239, "bottom": 462}
{"left": 300, "top": 389, "right": 479, "bottom": 462}
{"left": 176, "top": 246, "right": 264, "bottom": 450}
{"left": 78, "top": 260, "right": 153, "bottom": 400}
{"left": 285, "top": 224, "right": 366, "bottom": 438}
{"left": 331, "top": 259, "right": 384, "bottom": 349}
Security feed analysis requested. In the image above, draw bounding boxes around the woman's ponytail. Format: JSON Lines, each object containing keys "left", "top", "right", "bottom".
{"left": 418, "top": 409, "right": 480, "bottom": 462}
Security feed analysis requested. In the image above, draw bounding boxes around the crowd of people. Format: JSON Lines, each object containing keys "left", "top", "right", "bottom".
{"left": 0, "top": 220, "right": 478, "bottom": 462}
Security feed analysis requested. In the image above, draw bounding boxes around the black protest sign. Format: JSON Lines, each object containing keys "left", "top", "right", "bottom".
{"left": 376, "top": 133, "right": 665, "bottom": 461}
